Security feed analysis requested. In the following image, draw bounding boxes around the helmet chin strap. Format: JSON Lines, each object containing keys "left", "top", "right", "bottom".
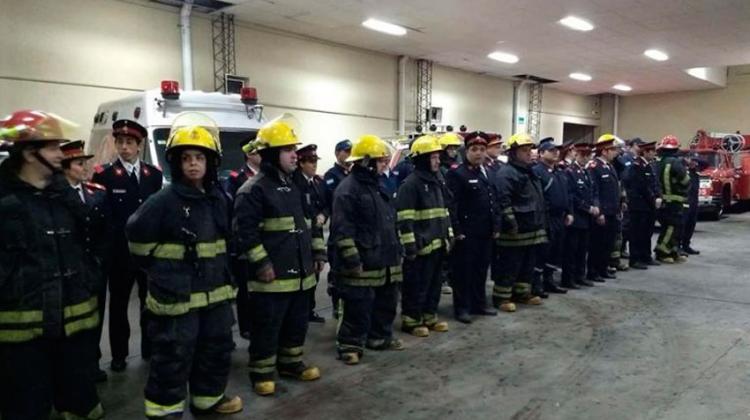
{"left": 32, "top": 149, "right": 60, "bottom": 175}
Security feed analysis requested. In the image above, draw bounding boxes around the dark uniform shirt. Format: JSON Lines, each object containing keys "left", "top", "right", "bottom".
{"left": 445, "top": 163, "right": 499, "bottom": 239}
{"left": 623, "top": 157, "right": 660, "bottom": 212}
{"left": 566, "top": 161, "right": 595, "bottom": 229}
{"left": 225, "top": 164, "right": 258, "bottom": 199}
{"left": 323, "top": 163, "right": 350, "bottom": 214}
{"left": 532, "top": 161, "right": 572, "bottom": 217}
{"left": 587, "top": 157, "right": 622, "bottom": 216}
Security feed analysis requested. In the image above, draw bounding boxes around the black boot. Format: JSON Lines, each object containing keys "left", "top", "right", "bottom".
{"left": 560, "top": 280, "right": 580, "bottom": 290}
{"left": 544, "top": 281, "right": 568, "bottom": 294}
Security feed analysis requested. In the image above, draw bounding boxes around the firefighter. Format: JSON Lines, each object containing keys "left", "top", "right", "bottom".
{"left": 587, "top": 134, "right": 623, "bottom": 282}
{"left": 561, "top": 143, "right": 598, "bottom": 288}
{"left": 492, "top": 133, "right": 547, "bottom": 312}
{"left": 331, "top": 134, "right": 404, "bottom": 364}
{"left": 654, "top": 135, "right": 690, "bottom": 263}
{"left": 292, "top": 144, "right": 328, "bottom": 323}
{"left": 233, "top": 114, "right": 324, "bottom": 396}
{"left": 396, "top": 135, "right": 452, "bottom": 337}
{"left": 608, "top": 137, "right": 630, "bottom": 273}
{"left": 0, "top": 110, "right": 103, "bottom": 419}
{"left": 323, "top": 139, "right": 353, "bottom": 318}
{"left": 61, "top": 140, "right": 110, "bottom": 382}
{"left": 91, "top": 119, "right": 163, "bottom": 371}
{"left": 226, "top": 139, "right": 261, "bottom": 199}
{"left": 127, "top": 113, "right": 242, "bottom": 418}
{"left": 446, "top": 131, "right": 499, "bottom": 323}
{"left": 624, "top": 140, "right": 661, "bottom": 269}
{"left": 531, "top": 137, "right": 571, "bottom": 296}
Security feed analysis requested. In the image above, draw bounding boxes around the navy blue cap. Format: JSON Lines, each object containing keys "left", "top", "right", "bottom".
{"left": 628, "top": 137, "right": 645, "bottom": 146}
{"left": 335, "top": 139, "right": 352, "bottom": 152}
{"left": 537, "top": 137, "right": 558, "bottom": 152}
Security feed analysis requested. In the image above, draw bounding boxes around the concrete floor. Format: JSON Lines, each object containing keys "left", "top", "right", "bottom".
{"left": 97, "top": 214, "right": 750, "bottom": 420}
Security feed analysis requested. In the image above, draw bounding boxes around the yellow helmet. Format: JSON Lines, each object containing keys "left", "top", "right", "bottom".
{"left": 410, "top": 135, "right": 442, "bottom": 157}
{"left": 166, "top": 112, "right": 222, "bottom": 159}
{"left": 241, "top": 140, "right": 258, "bottom": 154}
{"left": 438, "top": 132, "right": 462, "bottom": 149}
{"left": 347, "top": 134, "right": 390, "bottom": 162}
{"left": 597, "top": 133, "right": 617, "bottom": 146}
{"left": 256, "top": 113, "right": 301, "bottom": 150}
{"left": 507, "top": 133, "right": 534, "bottom": 149}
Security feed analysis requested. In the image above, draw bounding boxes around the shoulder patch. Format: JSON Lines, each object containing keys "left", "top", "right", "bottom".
{"left": 326, "top": 178, "right": 335, "bottom": 185}
{"left": 230, "top": 170, "right": 239, "bottom": 178}
{"left": 84, "top": 181, "right": 106, "bottom": 191}
{"left": 94, "top": 164, "right": 105, "bottom": 174}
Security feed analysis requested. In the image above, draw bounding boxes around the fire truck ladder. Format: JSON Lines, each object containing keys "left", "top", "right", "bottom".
{"left": 212, "top": 12, "right": 237, "bottom": 92}
{"left": 528, "top": 82, "right": 543, "bottom": 139}
{"left": 416, "top": 59, "right": 433, "bottom": 130}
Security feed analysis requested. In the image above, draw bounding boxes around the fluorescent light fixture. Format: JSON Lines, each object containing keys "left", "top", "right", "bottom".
{"left": 569, "top": 72, "right": 592, "bottom": 81}
{"left": 362, "top": 18, "right": 407, "bottom": 36}
{"left": 613, "top": 84, "right": 632, "bottom": 92}
{"left": 487, "top": 51, "right": 519, "bottom": 64}
{"left": 686, "top": 67, "right": 708, "bottom": 80}
{"left": 559, "top": 16, "right": 594, "bottom": 31}
{"left": 644, "top": 49, "right": 669, "bottom": 61}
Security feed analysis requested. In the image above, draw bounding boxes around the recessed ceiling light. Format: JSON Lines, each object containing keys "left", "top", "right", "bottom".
{"left": 487, "top": 51, "right": 519, "bottom": 64}
{"left": 362, "top": 18, "right": 407, "bottom": 36}
{"left": 644, "top": 49, "right": 669, "bottom": 61}
{"left": 613, "top": 84, "right": 632, "bottom": 92}
{"left": 686, "top": 67, "right": 708, "bottom": 80}
{"left": 569, "top": 72, "right": 592, "bottom": 81}
{"left": 559, "top": 16, "right": 594, "bottom": 31}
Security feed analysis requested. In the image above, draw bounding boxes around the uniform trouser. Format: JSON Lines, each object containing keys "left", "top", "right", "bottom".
{"left": 402, "top": 250, "right": 444, "bottom": 329}
{"left": 0, "top": 330, "right": 103, "bottom": 420}
{"left": 108, "top": 267, "right": 149, "bottom": 361}
{"left": 493, "top": 245, "right": 537, "bottom": 303}
{"left": 656, "top": 205, "right": 685, "bottom": 258}
{"left": 561, "top": 227, "right": 589, "bottom": 284}
{"left": 629, "top": 210, "right": 656, "bottom": 264}
{"left": 588, "top": 215, "right": 618, "bottom": 278}
{"left": 232, "top": 258, "right": 251, "bottom": 334}
{"left": 682, "top": 203, "right": 698, "bottom": 249}
{"left": 535, "top": 215, "right": 565, "bottom": 290}
{"left": 248, "top": 290, "right": 310, "bottom": 383}
{"left": 144, "top": 304, "right": 234, "bottom": 418}
{"left": 337, "top": 278, "right": 400, "bottom": 355}
{"left": 452, "top": 235, "right": 492, "bottom": 315}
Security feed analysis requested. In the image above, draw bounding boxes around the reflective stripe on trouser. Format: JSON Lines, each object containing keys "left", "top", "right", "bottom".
{"left": 402, "top": 250, "right": 443, "bottom": 328}
{"left": 248, "top": 290, "right": 310, "bottom": 382}
{"left": 492, "top": 245, "right": 537, "bottom": 304}
{"left": 146, "top": 284, "right": 237, "bottom": 316}
{"left": 336, "top": 281, "right": 399, "bottom": 355}
{"left": 0, "top": 329, "right": 101, "bottom": 419}
{"left": 144, "top": 304, "right": 234, "bottom": 418}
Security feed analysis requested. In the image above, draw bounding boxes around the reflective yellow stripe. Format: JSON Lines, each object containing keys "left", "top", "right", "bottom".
{"left": 305, "top": 218, "right": 312, "bottom": 229}
{"left": 0, "top": 328, "right": 43, "bottom": 343}
{"left": 64, "top": 311, "right": 100, "bottom": 336}
{"left": 414, "top": 208, "right": 449, "bottom": 221}
{"left": 0, "top": 309, "right": 43, "bottom": 324}
{"left": 145, "top": 399, "right": 185, "bottom": 417}
{"left": 497, "top": 229, "right": 548, "bottom": 247}
{"left": 195, "top": 240, "right": 227, "bottom": 257}
{"left": 191, "top": 394, "right": 224, "bottom": 410}
{"left": 397, "top": 209, "right": 416, "bottom": 221}
{"left": 341, "top": 247, "right": 359, "bottom": 258}
{"left": 399, "top": 232, "right": 416, "bottom": 244}
{"left": 390, "top": 264, "right": 403, "bottom": 282}
{"left": 248, "top": 273, "right": 316, "bottom": 293}
{"left": 63, "top": 296, "right": 98, "bottom": 319}
{"left": 663, "top": 163, "right": 672, "bottom": 197}
{"left": 261, "top": 217, "right": 296, "bottom": 231}
{"left": 248, "top": 244, "right": 269, "bottom": 262}
{"left": 502, "top": 207, "right": 514, "bottom": 215}
{"left": 278, "top": 346, "right": 303, "bottom": 364}
{"left": 448, "top": 227, "right": 454, "bottom": 238}
{"left": 402, "top": 315, "right": 422, "bottom": 328}
{"left": 417, "top": 238, "right": 444, "bottom": 256}
{"left": 312, "top": 237, "right": 326, "bottom": 251}
{"left": 337, "top": 238, "right": 355, "bottom": 247}
{"left": 146, "top": 285, "right": 237, "bottom": 316}
{"left": 61, "top": 402, "right": 105, "bottom": 420}
{"left": 152, "top": 243, "right": 185, "bottom": 259}
{"left": 129, "top": 242, "right": 157, "bottom": 256}
{"left": 663, "top": 194, "right": 686, "bottom": 203}
{"left": 249, "top": 355, "right": 277, "bottom": 373}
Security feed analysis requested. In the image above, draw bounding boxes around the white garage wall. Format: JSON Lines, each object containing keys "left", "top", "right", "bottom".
{"left": 618, "top": 65, "right": 750, "bottom": 144}
{"left": 540, "top": 88, "right": 601, "bottom": 143}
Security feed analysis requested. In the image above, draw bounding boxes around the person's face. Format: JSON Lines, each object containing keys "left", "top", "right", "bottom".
{"left": 575, "top": 149, "right": 591, "bottom": 165}
{"left": 515, "top": 145, "right": 533, "bottom": 165}
{"left": 246, "top": 151, "right": 261, "bottom": 167}
{"left": 644, "top": 149, "right": 657, "bottom": 161}
{"left": 486, "top": 144, "right": 502, "bottom": 159}
{"left": 445, "top": 146, "right": 459, "bottom": 158}
{"left": 375, "top": 156, "right": 390, "bottom": 175}
{"left": 601, "top": 146, "right": 618, "bottom": 162}
{"left": 181, "top": 149, "right": 207, "bottom": 182}
{"left": 115, "top": 135, "right": 141, "bottom": 163}
{"left": 299, "top": 158, "right": 318, "bottom": 177}
{"left": 631, "top": 144, "right": 641, "bottom": 155}
{"left": 25, "top": 141, "right": 64, "bottom": 174}
{"left": 65, "top": 158, "right": 88, "bottom": 183}
{"left": 541, "top": 148, "right": 559, "bottom": 164}
{"left": 336, "top": 149, "right": 351, "bottom": 165}
{"left": 279, "top": 146, "right": 298, "bottom": 173}
{"left": 465, "top": 144, "right": 486, "bottom": 166}
{"left": 429, "top": 152, "right": 440, "bottom": 173}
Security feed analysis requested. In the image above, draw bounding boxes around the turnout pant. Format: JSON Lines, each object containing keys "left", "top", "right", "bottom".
{"left": 108, "top": 267, "right": 150, "bottom": 361}
{"left": 610, "top": 217, "right": 623, "bottom": 266}
{"left": 493, "top": 245, "right": 537, "bottom": 304}
{"left": 248, "top": 290, "right": 310, "bottom": 383}
{"left": 452, "top": 235, "right": 492, "bottom": 315}
{"left": 535, "top": 214, "right": 565, "bottom": 290}
{"left": 588, "top": 215, "right": 618, "bottom": 278}
{"left": 682, "top": 203, "right": 698, "bottom": 250}
{"left": 629, "top": 210, "right": 656, "bottom": 264}
{"left": 401, "top": 250, "right": 444, "bottom": 330}
{"left": 655, "top": 204, "right": 685, "bottom": 259}
{"left": 0, "top": 330, "right": 103, "bottom": 420}
{"left": 337, "top": 275, "right": 400, "bottom": 355}
{"left": 144, "top": 304, "right": 234, "bottom": 418}
{"left": 562, "top": 227, "right": 589, "bottom": 284}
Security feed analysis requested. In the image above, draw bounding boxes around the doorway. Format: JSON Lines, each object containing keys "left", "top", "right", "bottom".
{"left": 563, "top": 122, "right": 596, "bottom": 146}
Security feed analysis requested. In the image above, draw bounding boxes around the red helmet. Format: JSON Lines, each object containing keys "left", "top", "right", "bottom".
{"left": 0, "top": 110, "right": 76, "bottom": 144}
{"left": 658, "top": 135, "right": 680, "bottom": 150}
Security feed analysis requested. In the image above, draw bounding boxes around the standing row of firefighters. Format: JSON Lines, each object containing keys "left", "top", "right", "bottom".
{"left": 0, "top": 109, "right": 702, "bottom": 420}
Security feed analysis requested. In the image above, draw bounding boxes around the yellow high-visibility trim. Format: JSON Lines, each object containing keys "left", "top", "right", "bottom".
{"left": 64, "top": 311, "right": 100, "bottom": 336}
{"left": 145, "top": 399, "right": 185, "bottom": 417}
{"left": 128, "top": 242, "right": 158, "bottom": 256}
{"left": 131, "top": 240, "right": 227, "bottom": 260}
{"left": 337, "top": 238, "right": 355, "bottom": 247}
{"left": 191, "top": 394, "right": 224, "bottom": 410}
{"left": 417, "top": 238, "right": 444, "bottom": 256}
{"left": 248, "top": 244, "right": 268, "bottom": 262}
{"left": 312, "top": 237, "right": 326, "bottom": 251}
{"left": 146, "top": 285, "right": 237, "bottom": 316}
{"left": 248, "top": 274, "right": 316, "bottom": 293}
{"left": 0, "top": 309, "right": 43, "bottom": 324}
{"left": 0, "top": 328, "right": 43, "bottom": 343}
{"left": 397, "top": 209, "right": 416, "bottom": 221}
{"left": 261, "top": 217, "right": 296, "bottom": 231}
{"left": 414, "top": 208, "right": 449, "bottom": 221}
{"left": 399, "top": 232, "right": 416, "bottom": 245}
{"left": 63, "top": 296, "right": 98, "bottom": 319}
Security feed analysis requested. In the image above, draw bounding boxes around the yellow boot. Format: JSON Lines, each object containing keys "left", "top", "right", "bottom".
{"left": 279, "top": 363, "right": 321, "bottom": 381}
{"left": 340, "top": 352, "right": 360, "bottom": 365}
{"left": 213, "top": 396, "right": 243, "bottom": 415}
{"left": 410, "top": 326, "right": 430, "bottom": 337}
{"left": 498, "top": 300, "right": 517, "bottom": 312}
{"left": 253, "top": 381, "right": 275, "bottom": 396}
{"left": 429, "top": 321, "right": 449, "bottom": 332}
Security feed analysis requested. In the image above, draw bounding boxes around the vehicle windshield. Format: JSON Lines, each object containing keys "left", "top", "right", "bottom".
{"left": 696, "top": 152, "right": 720, "bottom": 168}
{"left": 153, "top": 128, "right": 257, "bottom": 180}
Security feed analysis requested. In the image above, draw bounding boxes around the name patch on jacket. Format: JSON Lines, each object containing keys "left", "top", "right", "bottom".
{"left": 113, "top": 189, "right": 127, "bottom": 194}
{"left": 468, "top": 179, "right": 479, "bottom": 184}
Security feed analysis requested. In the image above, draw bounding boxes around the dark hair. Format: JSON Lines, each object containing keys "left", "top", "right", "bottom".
{"left": 413, "top": 153, "right": 433, "bottom": 172}
{"left": 5, "top": 143, "right": 44, "bottom": 174}
{"left": 168, "top": 147, "right": 219, "bottom": 187}
{"left": 259, "top": 147, "right": 281, "bottom": 170}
